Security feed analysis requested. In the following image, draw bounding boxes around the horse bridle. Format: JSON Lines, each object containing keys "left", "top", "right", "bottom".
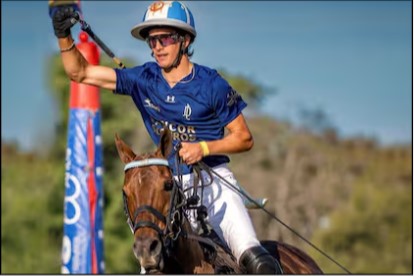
{"left": 122, "top": 158, "right": 185, "bottom": 253}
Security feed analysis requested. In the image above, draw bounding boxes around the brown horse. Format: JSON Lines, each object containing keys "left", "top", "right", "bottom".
{"left": 115, "top": 129, "right": 323, "bottom": 274}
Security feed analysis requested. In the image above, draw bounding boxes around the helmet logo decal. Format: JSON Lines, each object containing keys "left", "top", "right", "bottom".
{"left": 149, "top": 1, "right": 164, "bottom": 12}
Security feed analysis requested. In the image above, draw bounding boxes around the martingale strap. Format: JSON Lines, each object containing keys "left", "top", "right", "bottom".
{"left": 124, "top": 158, "right": 170, "bottom": 171}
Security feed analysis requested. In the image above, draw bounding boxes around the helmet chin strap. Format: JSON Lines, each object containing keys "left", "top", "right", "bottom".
{"left": 165, "top": 38, "right": 185, "bottom": 72}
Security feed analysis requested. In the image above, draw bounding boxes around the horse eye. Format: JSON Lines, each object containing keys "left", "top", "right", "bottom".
{"left": 164, "top": 180, "right": 173, "bottom": 191}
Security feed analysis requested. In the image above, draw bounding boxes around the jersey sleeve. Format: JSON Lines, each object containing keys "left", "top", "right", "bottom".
{"left": 211, "top": 74, "right": 247, "bottom": 127}
{"left": 113, "top": 67, "right": 145, "bottom": 96}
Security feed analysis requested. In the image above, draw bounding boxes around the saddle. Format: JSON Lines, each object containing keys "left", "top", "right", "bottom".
{"left": 185, "top": 165, "right": 266, "bottom": 274}
{"left": 197, "top": 226, "right": 246, "bottom": 274}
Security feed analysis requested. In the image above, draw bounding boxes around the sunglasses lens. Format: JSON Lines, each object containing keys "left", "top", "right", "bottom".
{"left": 147, "top": 34, "right": 178, "bottom": 48}
{"left": 159, "top": 35, "right": 176, "bottom": 46}
{"left": 147, "top": 37, "right": 157, "bottom": 48}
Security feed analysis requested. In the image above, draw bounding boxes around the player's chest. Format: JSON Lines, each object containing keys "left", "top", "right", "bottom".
{"left": 141, "top": 86, "right": 212, "bottom": 122}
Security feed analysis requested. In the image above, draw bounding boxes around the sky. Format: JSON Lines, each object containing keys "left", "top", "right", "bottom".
{"left": 2, "top": 1, "right": 412, "bottom": 151}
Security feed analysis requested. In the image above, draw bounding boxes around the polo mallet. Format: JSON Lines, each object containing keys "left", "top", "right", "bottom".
{"left": 49, "top": 0, "right": 126, "bottom": 69}
{"left": 71, "top": 12, "right": 126, "bottom": 69}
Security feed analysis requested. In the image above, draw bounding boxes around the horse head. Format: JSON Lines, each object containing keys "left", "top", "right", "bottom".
{"left": 115, "top": 129, "right": 213, "bottom": 274}
{"left": 115, "top": 128, "right": 175, "bottom": 272}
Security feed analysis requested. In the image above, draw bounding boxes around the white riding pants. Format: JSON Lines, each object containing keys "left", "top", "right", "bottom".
{"left": 174, "top": 163, "right": 260, "bottom": 262}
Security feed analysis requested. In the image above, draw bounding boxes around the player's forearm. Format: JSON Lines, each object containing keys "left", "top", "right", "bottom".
{"left": 58, "top": 36, "right": 89, "bottom": 83}
{"left": 205, "top": 130, "right": 254, "bottom": 155}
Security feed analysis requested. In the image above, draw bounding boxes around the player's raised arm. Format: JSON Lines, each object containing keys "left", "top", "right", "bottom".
{"left": 51, "top": 6, "right": 117, "bottom": 90}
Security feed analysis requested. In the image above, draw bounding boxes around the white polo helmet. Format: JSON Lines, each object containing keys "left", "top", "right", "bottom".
{"left": 131, "top": 1, "right": 196, "bottom": 41}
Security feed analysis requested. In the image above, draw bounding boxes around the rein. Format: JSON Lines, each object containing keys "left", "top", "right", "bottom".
{"left": 195, "top": 160, "right": 352, "bottom": 274}
{"left": 119, "top": 138, "right": 349, "bottom": 273}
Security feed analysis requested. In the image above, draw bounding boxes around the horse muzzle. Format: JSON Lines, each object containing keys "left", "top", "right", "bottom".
{"left": 133, "top": 236, "right": 164, "bottom": 272}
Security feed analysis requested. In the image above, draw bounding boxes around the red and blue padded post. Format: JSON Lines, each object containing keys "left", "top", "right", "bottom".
{"left": 62, "top": 32, "right": 104, "bottom": 274}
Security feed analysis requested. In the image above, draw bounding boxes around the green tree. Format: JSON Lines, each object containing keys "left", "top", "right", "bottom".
{"left": 3, "top": 45, "right": 410, "bottom": 275}
{"left": 2, "top": 148, "right": 64, "bottom": 273}
{"left": 311, "top": 147, "right": 412, "bottom": 273}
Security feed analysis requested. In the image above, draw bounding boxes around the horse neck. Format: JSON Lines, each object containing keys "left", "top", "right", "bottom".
{"left": 171, "top": 218, "right": 214, "bottom": 274}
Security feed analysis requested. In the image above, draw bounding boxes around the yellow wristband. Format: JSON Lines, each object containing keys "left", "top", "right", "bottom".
{"left": 199, "top": 141, "right": 210, "bottom": 156}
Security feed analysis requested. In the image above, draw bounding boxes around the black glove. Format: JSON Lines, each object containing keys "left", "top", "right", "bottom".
{"left": 52, "top": 6, "right": 77, "bottom": 38}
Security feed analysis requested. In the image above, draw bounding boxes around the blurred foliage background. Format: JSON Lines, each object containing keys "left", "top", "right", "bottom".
{"left": 1, "top": 52, "right": 412, "bottom": 274}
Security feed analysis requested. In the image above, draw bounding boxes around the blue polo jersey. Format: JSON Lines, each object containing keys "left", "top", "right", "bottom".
{"left": 114, "top": 62, "right": 247, "bottom": 175}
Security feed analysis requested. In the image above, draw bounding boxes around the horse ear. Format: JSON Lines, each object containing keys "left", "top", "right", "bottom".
{"left": 159, "top": 128, "right": 173, "bottom": 158}
{"left": 114, "top": 133, "right": 136, "bottom": 164}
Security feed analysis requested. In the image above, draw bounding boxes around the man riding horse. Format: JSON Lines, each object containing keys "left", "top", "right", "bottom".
{"left": 51, "top": 0, "right": 282, "bottom": 273}
{"left": 116, "top": 128, "right": 324, "bottom": 274}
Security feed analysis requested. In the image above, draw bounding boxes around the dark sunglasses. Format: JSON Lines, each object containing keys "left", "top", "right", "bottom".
{"left": 146, "top": 33, "right": 180, "bottom": 49}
